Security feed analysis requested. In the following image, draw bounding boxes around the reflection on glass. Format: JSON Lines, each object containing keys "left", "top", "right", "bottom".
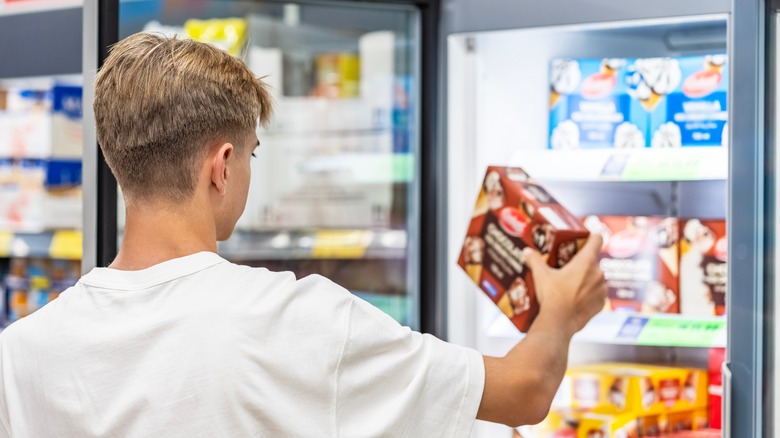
{"left": 118, "top": 1, "right": 420, "bottom": 328}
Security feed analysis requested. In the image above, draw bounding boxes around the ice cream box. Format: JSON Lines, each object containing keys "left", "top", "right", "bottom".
{"left": 625, "top": 55, "right": 728, "bottom": 149}
{"left": 458, "top": 166, "right": 589, "bottom": 332}
{"left": 566, "top": 363, "right": 707, "bottom": 416}
{"left": 583, "top": 216, "right": 679, "bottom": 313}
{"left": 679, "top": 219, "right": 727, "bottom": 316}
{"left": 531, "top": 409, "right": 638, "bottom": 438}
{"left": 549, "top": 58, "right": 647, "bottom": 150}
{"left": 549, "top": 55, "right": 728, "bottom": 150}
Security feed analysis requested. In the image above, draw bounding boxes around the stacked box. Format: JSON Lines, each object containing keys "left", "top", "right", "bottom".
{"left": 679, "top": 219, "right": 727, "bottom": 316}
{"left": 549, "top": 55, "right": 728, "bottom": 150}
{"left": 583, "top": 216, "right": 679, "bottom": 313}
{"left": 458, "top": 166, "right": 589, "bottom": 332}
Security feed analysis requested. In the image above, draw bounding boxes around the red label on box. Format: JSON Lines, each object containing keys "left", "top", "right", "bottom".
{"left": 458, "top": 167, "right": 589, "bottom": 332}
{"left": 584, "top": 216, "right": 680, "bottom": 313}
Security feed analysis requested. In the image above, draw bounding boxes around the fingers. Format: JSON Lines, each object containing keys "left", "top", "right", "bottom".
{"left": 581, "top": 233, "right": 603, "bottom": 258}
{"left": 522, "top": 247, "right": 547, "bottom": 273}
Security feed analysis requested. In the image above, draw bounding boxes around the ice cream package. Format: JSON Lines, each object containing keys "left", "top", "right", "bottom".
{"left": 626, "top": 55, "right": 728, "bottom": 148}
{"left": 458, "top": 166, "right": 589, "bottom": 332}
{"left": 583, "top": 216, "right": 680, "bottom": 313}
{"left": 549, "top": 58, "right": 649, "bottom": 150}
{"left": 679, "top": 219, "right": 727, "bottom": 316}
{"left": 549, "top": 54, "right": 728, "bottom": 150}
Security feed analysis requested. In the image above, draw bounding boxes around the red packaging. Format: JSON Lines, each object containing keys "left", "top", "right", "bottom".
{"left": 680, "top": 219, "right": 727, "bottom": 316}
{"left": 708, "top": 347, "right": 725, "bottom": 430}
{"left": 458, "top": 166, "right": 589, "bottom": 332}
{"left": 583, "top": 216, "right": 679, "bottom": 313}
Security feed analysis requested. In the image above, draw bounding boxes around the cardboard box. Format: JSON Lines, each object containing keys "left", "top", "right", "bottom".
{"left": 708, "top": 348, "right": 725, "bottom": 430}
{"left": 458, "top": 166, "right": 589, "bottom": 332}
{"left": 666, "top": 409, "right": 710, "bottom": 434}
{"left": 583, "top": 216, "right": 679, "bottom": 313}
{"left": 567, "top": 363, "right": 707, "bottom": 416}
{"left": 549, "top": 55, "right": 728, "bottom": 150}
{"left": 680, "top": 219, "right": 727, "bottom": 316}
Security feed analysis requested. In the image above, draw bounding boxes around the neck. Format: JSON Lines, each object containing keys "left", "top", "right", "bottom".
{"left": 110, "top": 196, "right": 218, "bottom": 271}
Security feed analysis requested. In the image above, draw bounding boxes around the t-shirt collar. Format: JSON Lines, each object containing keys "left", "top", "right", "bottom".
{"left": 79, "top": 251, "right": 227, "bottom": 290}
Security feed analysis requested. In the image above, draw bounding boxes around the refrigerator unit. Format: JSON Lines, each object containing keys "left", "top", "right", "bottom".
{"left": 445, "top": 1, "right": 767, "bottom": 437}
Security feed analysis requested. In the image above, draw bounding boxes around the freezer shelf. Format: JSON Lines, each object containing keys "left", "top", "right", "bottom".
{"left": 0, "top": 230, "right": 81, "bottom": 260}
{"left": 218, "top": 229, "right": 407, "bottom": 261}
{"left": 486, "top": 308, "right": 726, "bottom": 348}
{"left": 508, "top": 147, "right": 727, "bottom": 182}
{"left": 0, "top": 0, "right": 81, "bottom": 17}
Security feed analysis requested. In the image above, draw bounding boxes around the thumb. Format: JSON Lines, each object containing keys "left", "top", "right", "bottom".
{"left": 522, "top": 247, "right": 547, "bottom": 273}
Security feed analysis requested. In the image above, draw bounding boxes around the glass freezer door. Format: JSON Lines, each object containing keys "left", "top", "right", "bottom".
{"left": 95, "top": 1, "right": 423, "bottom": 328}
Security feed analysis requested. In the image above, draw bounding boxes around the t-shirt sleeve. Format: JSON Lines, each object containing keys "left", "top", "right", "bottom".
{"left": 334, "top": 297, "right": 485, "bottom": 437}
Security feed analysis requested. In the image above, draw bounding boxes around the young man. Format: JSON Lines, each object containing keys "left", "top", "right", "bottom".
{"left": 0, "top": 33, "right": 606, "bottom": 437}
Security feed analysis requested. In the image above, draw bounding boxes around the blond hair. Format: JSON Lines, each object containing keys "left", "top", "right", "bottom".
{"left": 94, "top": 32, "right": 273, "bottom": 202}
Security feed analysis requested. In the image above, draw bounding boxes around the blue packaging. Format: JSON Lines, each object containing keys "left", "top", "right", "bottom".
{"left": 549, "top": 55, "right": 728, "bottom": 150}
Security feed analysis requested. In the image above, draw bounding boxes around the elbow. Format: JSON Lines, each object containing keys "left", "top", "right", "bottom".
{"left": 506, "top": 372, "right": 555, "bottom": 427}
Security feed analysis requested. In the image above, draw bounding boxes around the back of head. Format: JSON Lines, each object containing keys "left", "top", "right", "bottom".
{"left": 94, "top": 32, "right": 273, "bottom": 203}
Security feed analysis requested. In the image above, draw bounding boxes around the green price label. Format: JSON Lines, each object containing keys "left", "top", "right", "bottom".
{"left": 636, "top": 317, "right": 726, "bottom": 347}
{"left": 621, "top": 156, "right": 701, "bottom": 181}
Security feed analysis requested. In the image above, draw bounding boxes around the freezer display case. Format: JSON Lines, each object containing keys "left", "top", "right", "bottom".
{"left": 0, "top": 4, "right": 84, "bottom": 328}
{"left": 83, "top": 0, "right": 442, "bottom": 333}
{"left": 445, "top": 1, "right": 769, "bottom": 437}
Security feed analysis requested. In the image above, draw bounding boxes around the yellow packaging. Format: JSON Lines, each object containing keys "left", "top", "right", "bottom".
{"left": 184, "top": 18, "right": 247, "bottom": 56}
{"left": 577, "top": 412, "right": 639, "bottom": 438}
{"left": 666, "top": 409, "right": 710, "bottom": 433}
{"left": 567, "top": 363, "right": 707, "bottom": 416}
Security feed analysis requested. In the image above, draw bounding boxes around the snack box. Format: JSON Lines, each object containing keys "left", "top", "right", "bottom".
{"left": 679, "top": 219, "right": 727, "bottom": 316}
{"left": 583, "top": 216, "right": 679, "bottom": 313}
{"left": 565, "top": 363, "right": 707, "bottom": 416}
{"left": 536, "top": 409, "right": 655, "bottom": 438}
{"left": 458, "top": 166, "right": 589, "bottom": 332}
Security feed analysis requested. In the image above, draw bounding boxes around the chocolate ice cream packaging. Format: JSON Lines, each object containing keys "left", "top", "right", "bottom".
{"left": 583, "top": 215, "right": 680, "bottom": 313}
{"left": 457, "top": 166, "right": 589, "bottom": 332}
{"left": 679, "top": 219, "right": 727, "bottom": 317}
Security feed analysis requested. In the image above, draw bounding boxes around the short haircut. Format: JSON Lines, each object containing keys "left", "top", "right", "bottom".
{"left": 94, "top": 32, "right": 273, "bottom": 202}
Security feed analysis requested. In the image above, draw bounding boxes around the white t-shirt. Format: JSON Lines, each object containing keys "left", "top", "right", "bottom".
{"left": 0, "top": 252, "right": 484, "bottom": 437}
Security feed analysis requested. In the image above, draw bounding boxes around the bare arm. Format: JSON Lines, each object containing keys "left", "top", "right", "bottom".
{"left": 477, "top": 234, "right": 607, "bottom": 427}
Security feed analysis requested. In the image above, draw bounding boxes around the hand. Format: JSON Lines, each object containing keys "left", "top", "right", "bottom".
{"left": 523, "top": 234, "right": 607, "bottom": 335}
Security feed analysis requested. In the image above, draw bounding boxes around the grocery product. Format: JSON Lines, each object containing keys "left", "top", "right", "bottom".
{"left": 626, "top": 55, "right": 728, "bottom": 149}
{"left": 313, "top": 53, "right": 360, "bottom": 99}
{"left": 549, "top": 58, "right": 642, "bottom": 150}
{"left": 583, "top": 216, "right": 679, "bottom": 313}
{"left": 458, "top": 166, "right": 589, "bottom": 332}
{"left": 549, "top": 54, "right": 728, "bottom": 149}
{"left": 707, "top": 348, "right": 725, "bottom": 429}
{"left": 679, "top": 219, "right": 726, "bottom": 316}
{"left": 2, "top": 257, "right": 79, "bottom": 326}
{"left": 566, "top": 363, "right": 707, "bottom": 416}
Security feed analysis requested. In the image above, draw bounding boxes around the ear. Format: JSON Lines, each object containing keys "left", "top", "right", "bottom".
{"left": 211, "top": 142, "right": 234, "bottom": 196}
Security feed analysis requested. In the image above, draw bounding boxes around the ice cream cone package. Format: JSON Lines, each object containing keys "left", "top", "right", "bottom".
{"left": 458, "top": 166, "right": 589, "bottom": 332}
{"left": 583, "top": 216, "right": 679, "bottom": 313}
{"left": 679, "top": 219, "right": 727, "bottom": 316}
{"left": 549, "top": 58, "right": 649, "bottom": 150}
{"left": 625, "top": 55, "right": 728, "bottom": 148}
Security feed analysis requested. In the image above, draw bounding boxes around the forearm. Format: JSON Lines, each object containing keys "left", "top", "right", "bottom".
{"left": 477, "top": 309, "right": 575, "bottom": 426}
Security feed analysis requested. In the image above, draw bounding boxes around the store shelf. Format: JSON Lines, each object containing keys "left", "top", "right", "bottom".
{"left": 218, "top": 229, "right": 407, "bottom": 260}
{"left": 0, "top": 230, "right": 81, "bottom": 260}
{"left": 486, "top": 308, "right": 726, "bottom": 348}
{"left": 508, "top": 147, "right": 727, "bottom": 182}
{"left": 0, "top": 0, "right": 81, "bottom": 17}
